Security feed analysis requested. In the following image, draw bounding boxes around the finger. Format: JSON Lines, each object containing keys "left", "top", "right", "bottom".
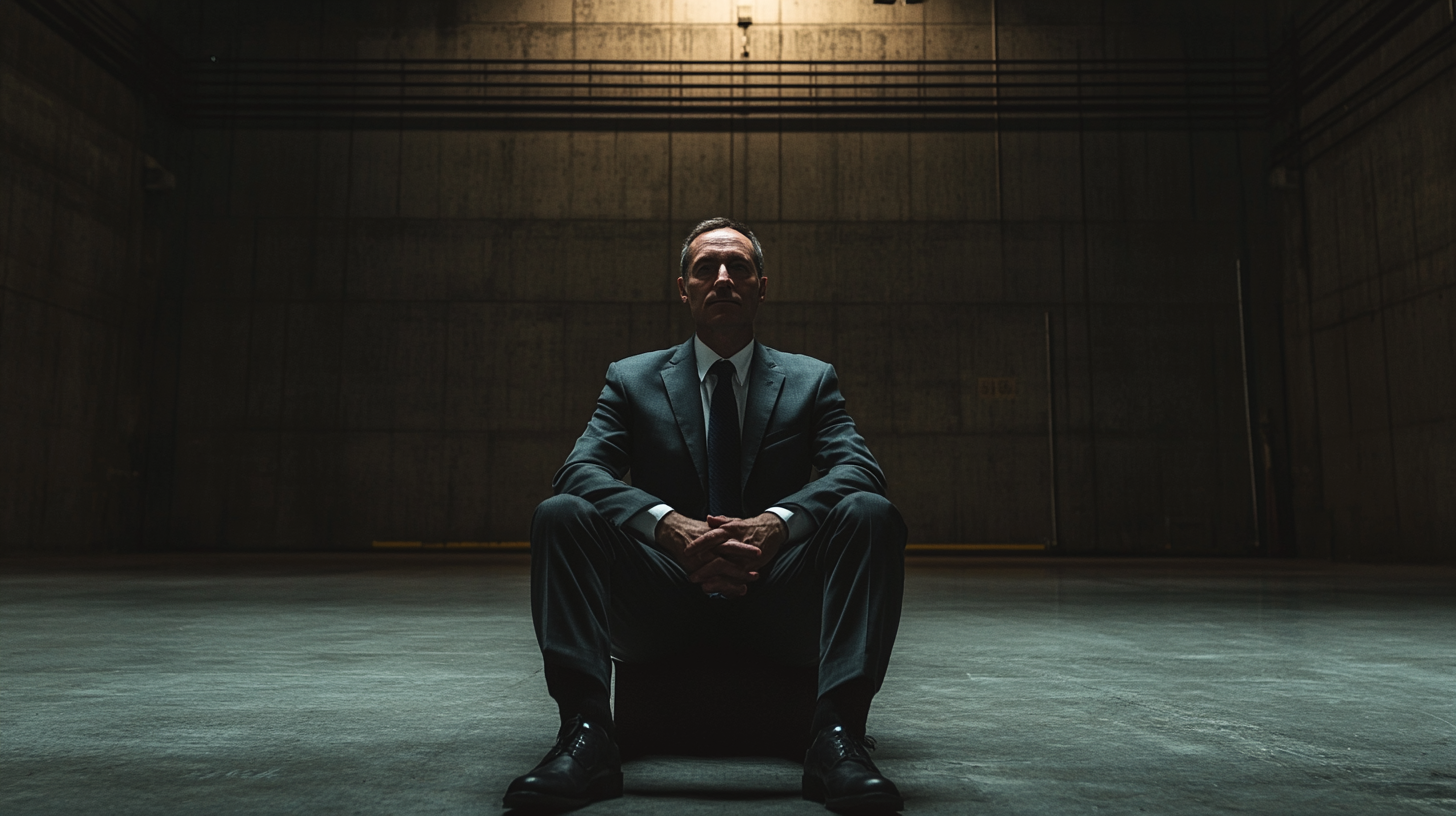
{"left": 686, "top": 559, "right": 728, "bottom": 582}
{"left": 711, "top": 540, "right": 763, "bottom": 565}
{"left": 683, "top": 548, "right": 712, "bottom": 568}
{"left": 688, "top": 557, "right": 757, "bottom": 584}
{"left": 685, "top": 527, "right": 733, "bottom": 557}
{"left": 707, "top": 515, "right": 749, "bottom": 536}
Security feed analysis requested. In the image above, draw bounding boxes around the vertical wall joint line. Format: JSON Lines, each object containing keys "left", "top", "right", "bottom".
{"left": 1236, "top": 259, "right": 1261, "bottom": 549}
{"left": 1045, "top": 311, "right": 1058, "bottom": 549}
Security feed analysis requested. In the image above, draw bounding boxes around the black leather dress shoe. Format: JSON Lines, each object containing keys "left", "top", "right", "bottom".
{"left": 802, "top": 725, "right": 904, "bottom": 815}
{"left": 502, "top": 717, "right": 622, "bottom": 812}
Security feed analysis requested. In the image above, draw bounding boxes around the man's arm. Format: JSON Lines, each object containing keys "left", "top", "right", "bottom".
{"left": 771, "top": 363, "right": 886, "bottom": 534}
{"left": 551, "top": 361, "right": 665, "bottom": 528}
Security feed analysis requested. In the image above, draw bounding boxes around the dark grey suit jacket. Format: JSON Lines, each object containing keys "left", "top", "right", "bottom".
{"left": 553, "top": 337, "right": 886, "bottom": 539}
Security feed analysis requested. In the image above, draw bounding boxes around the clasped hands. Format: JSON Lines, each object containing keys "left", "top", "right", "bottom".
{"left": 655, "top": 511, "right": 787, "bottom": 598}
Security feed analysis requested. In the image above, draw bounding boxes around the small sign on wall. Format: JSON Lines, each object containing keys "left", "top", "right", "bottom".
{"left": 977, "top": 377, "right": 1018, "bottom": 401}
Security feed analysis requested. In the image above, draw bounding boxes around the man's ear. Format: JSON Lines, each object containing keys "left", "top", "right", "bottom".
{"left": 758, "top": 275, "right": 768, "bottom": 302}
{"left": 677, "top": 276, "right": 688, "bottom": 303}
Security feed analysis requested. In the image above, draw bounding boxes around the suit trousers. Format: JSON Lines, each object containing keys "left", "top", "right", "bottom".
{"left": 529, "top": 492, "right": 907, "bottom": 700}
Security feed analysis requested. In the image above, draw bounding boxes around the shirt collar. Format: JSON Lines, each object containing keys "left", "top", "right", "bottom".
{"left": 693, "top": 335, "right": 755, "bottom": 386}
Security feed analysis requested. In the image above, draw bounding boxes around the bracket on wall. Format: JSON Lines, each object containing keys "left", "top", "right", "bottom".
{"left": 737, "top": 5, "right": 752, "bottom": 59}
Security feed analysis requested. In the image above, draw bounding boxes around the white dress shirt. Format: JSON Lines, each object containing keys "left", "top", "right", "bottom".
{"left": 624, "top": 335, "right": 799, "bottom": 543}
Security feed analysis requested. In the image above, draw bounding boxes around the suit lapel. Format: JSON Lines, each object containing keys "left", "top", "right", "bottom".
{"left": 740, "top": 344, "right": 785, "bottom": 492}
{"left": 661, "top": 338, "right": 708, "bottom": 494}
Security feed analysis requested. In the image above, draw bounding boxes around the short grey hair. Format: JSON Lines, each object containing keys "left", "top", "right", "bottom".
{"left": 678, "top": 217, "right": 764, "bottom": 279}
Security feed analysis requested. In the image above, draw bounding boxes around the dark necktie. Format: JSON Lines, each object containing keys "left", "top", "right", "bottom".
{"left": 706, "top": 359, "right": 743, "bottom": 518}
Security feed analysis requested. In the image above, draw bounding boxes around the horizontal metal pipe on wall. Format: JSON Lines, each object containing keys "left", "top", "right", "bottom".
{"left": 19, "top": 0, "right": 1449, "bottom": 145}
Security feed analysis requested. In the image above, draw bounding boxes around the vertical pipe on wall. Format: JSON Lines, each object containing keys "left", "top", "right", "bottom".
{"left": 1236, "top": 259, "right": 1261, "bottom": 549}
{"left": 1045, "top": 311, "right": 1058, "bottom": 548}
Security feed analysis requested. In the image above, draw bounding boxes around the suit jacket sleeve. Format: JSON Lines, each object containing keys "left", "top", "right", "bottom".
{"left": 771, "top": 363, "right": 887, "bottom": 535}
{"left": 551, "top": 361, "right": 664, "bottom": 529}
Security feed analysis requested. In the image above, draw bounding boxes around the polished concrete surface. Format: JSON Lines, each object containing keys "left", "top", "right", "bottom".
{"left": 2, "top": 555, "right": 1454, "bottom": 815}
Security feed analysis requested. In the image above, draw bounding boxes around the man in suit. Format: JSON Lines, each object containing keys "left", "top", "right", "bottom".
{"left": 503, "top": 218, "right": 907, "bottom": 814}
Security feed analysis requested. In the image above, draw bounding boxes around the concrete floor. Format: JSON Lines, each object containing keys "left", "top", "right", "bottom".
{"left": 2, "top": 555, "right": 1454, "bottom": 816}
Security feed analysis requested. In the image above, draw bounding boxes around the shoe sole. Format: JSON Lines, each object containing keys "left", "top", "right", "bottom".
{"left": 502, "top": 772, "right": 623, "bottom": 812}
{"left": 802, "top": 774, "right": 904, "bottom": 815}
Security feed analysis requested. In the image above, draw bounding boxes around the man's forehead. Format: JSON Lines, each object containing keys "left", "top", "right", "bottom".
{"left": 689, "top": 228, "right": 753, "bottom": 261}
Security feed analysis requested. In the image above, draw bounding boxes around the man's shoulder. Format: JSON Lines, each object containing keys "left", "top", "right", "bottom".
{"left": 758, "top": 344, "right": 834, "bottom": 377}
{"left": 608, "top": 344, "right": 685, "bottom": 377}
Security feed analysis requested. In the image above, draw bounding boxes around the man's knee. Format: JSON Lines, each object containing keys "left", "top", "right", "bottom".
{"left": 531, "top": 493, "right": 600, "bottom": 540}
{"left": 837, "top": 492, "right": 902, "bottom": 525}
{"left": 834, "top": 493, "right": 907, "bottom": 547}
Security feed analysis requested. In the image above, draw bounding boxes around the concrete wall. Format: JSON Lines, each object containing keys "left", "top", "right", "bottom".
{"left": 1281, "top": 51, "right": 1456, "bottom": 562}
{"left": 12, "top": 0, "right": 1448, "bottom": 562}
{"left": 124, "top": 0, "right": 1276, "bottom": 554}
{"left": 0, "top": 2, "right": 162, "bottom": 554}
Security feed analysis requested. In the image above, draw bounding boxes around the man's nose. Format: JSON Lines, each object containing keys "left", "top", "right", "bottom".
{"left": 714, "top": 265, "right": 732, "bottom": 286}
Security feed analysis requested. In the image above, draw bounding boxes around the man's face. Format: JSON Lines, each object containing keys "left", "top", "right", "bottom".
{"left": 678, "top": 228, "right": 767, "bottom": 332}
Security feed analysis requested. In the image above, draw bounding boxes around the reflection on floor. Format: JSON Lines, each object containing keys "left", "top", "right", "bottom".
{"left": 2, "top": 555, "right": 1454, "bottom": 815}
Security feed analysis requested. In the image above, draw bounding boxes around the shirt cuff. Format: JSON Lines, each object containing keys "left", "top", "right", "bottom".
{"left": 766, "top": 506, "right": 808, "bottom": 543}
{"left": 625, "top": 503, "right": 675, "bottom": 543}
